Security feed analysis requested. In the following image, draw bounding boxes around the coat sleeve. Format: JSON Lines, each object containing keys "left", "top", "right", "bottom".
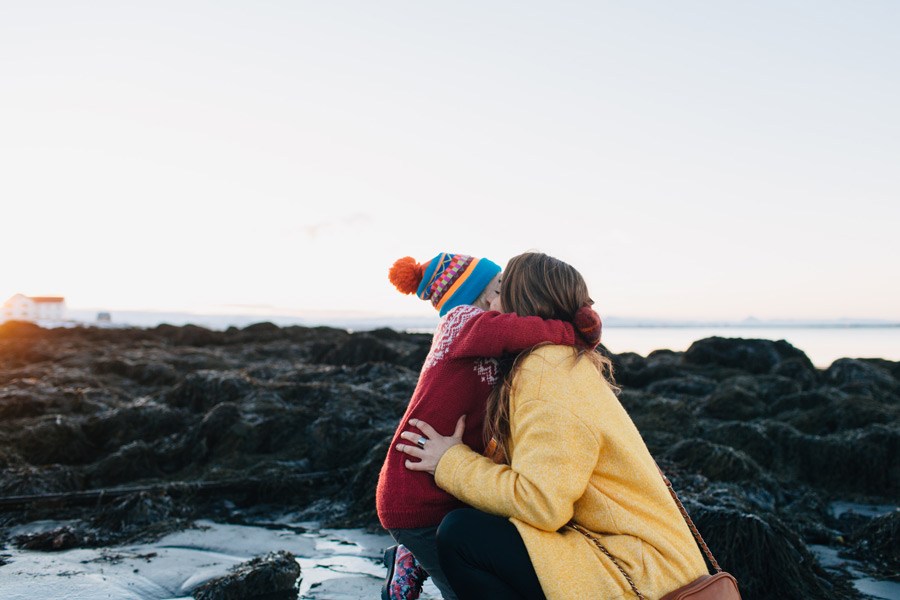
{"left": 447, "top": 310, "right": 576, "bottom": 359}
{"left": 434, "top": 356, "right": 601, "bottom": 531}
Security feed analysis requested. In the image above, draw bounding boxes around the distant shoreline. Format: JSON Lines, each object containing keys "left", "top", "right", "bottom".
{"left": 606, "top": 323, "right": 900, "bottom": 329}
{"left": 44, "top": 309, "right": 900, "bottom": 332}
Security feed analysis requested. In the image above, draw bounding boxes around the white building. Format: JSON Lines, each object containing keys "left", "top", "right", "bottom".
{"left": 2, "top": 294, "right": 67, "bottom": 322}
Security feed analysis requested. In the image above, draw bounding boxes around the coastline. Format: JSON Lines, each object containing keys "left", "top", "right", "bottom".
{"left": 1, "top": 320, "right": 899, "bottom": 599}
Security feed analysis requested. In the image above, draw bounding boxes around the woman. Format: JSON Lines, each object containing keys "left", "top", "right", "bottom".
{"left": 396, "top": 252, "right": 709, "bottom": 600}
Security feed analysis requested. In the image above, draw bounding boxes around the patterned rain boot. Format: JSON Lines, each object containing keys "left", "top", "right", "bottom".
{"left": 382, "top": 544, "right": 429, "bottom": 600}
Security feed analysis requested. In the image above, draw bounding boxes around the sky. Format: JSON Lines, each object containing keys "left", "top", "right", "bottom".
{"left": 1, "top": 1, "right": 898, "bottom": 322}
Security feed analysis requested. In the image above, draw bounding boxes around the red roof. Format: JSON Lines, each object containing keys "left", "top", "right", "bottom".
{"left": 29, "top": 297, "right": 65, "bottom": 303}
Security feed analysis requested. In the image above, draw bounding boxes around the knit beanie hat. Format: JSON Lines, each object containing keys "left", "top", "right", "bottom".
{"left": 390, "top": 253, "right": 502, "bottom": 316}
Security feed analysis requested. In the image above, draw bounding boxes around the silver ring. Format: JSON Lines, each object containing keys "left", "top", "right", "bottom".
{"left": 416, "top": 437, "right": 427, "bottom": 449}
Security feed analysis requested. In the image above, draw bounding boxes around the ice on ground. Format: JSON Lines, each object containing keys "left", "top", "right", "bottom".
{"left": 0, "top": 520, "right": 442, "bottom": 600}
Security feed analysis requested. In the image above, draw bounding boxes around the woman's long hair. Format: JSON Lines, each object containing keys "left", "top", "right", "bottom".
{"left": 484, "top": 252, "right": 616, "bottom": 461}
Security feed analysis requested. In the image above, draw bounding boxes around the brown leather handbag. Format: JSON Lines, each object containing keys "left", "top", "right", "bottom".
{"left": 569, "top": 469, "right": 742, "bottom": 600}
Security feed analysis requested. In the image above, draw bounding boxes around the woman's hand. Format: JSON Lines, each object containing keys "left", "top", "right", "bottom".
{"left": 396, "top": 415, "right": 466, "bottom": 475}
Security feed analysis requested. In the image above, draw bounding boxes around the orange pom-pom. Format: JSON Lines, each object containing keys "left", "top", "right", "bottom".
{"left": 389, "top": 256, "right": 426, "bottom": 295}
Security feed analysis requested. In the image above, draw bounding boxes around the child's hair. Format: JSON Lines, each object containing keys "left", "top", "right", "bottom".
{"left": 484, "top": 252, "right": 616, "bottom": 459}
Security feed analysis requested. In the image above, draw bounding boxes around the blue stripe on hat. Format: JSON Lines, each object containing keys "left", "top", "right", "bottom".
{"left": 438, "top": 258, "right": 501, "bottom": 316}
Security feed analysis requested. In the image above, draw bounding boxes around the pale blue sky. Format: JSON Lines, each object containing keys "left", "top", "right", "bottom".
{"left": 1, "top": 1, "right": 898, "bottom": 321}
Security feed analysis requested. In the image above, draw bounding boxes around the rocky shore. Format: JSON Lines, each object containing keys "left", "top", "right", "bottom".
{"left": 1, "top": 320, "right": 898, "bottom": 599}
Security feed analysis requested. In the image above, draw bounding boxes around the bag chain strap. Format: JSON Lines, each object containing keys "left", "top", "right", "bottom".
{"left": 567, "top": 467, "right": 721, "bottom": 599}
{"left": 659, "top": 471, "right": 722, "bottom": 574}
{"left": 568, "top": 521, "right": 647, "bottom": 600}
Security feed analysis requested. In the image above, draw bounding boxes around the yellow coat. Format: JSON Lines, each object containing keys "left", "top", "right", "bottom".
{"left": 435, "top": 345, "right": 708, "bottom": 600}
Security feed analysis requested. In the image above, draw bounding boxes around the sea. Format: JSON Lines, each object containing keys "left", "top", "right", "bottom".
{"left": 56, "top": 309, "right": 900, "bottom": 369}
{"left": 601, "top": 326, "right": 899, "bottom": 368}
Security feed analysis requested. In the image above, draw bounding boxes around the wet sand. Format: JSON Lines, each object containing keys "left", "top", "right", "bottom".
{"left": 1, "top": 519, "right": 442, "bottom": 600}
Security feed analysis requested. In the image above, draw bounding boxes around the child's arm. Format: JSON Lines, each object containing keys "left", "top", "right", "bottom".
{"left": 448, "top": 308, "right": 589, "bottom": 359}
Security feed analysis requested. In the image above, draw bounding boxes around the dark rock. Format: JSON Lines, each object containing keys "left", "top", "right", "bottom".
{"left": 313, "top": 334, "right": 401, "bottom": 366}
{"left": 2, "top": 320, "right": 899, "bottom": 594}
{"left": 13, "top": 526, "right": 86, "bottom": 551}
{"left": 769, "top": 390, "right": 833, "bottom": 416}
{"left": 770, "top": 423, "right": 900, "bottom": 497}
{"left": 0, "top": 388, "right": 48, "bottom": 419}
{"left": 13, "top": 417, "right": 98, "bottom": 466}
{"left": 0, "top": 463, "right": 84, "bottom": 495}
{"left": 329, "top": 434, "right": 393, "bottom": 528}
{"left": 695, "top": 380, "right": 767, "bottom": 421}
{"left": 83, "top": 403, "right": 189, "bottom": 452}
{"left": 240, "top": 322, "right": 282, "bottom": 338}
{"left": 618, "top": 362, "right": 685, "bottom": 388}
{"left": 645, "top": 375, "right": 717, "bottom": 399}
{"left": 155, "top": 324, "right": 226, "bottom": 346}
{"left": 825, "top": 425, "right": 900, "bottom": 497}
{"left": 192, "top": 550, "right": 300, "bottom": 600}
{"left": 859, "top": 357, "right": 900, "bottom": 382}
{"left": 86, "top": 440, "right": 165, "bottom": 486}
{"left": 683, "top": 337, "right": 809, "bottom": 375}
{"left": 609, "top": 351, "right": 645, "bottom": 377}
{"left": 851, "top": 509, "right": 900, "bottom": 574}
{"left": 665, "top": 438, "right": 764, "bottom": 482}
{"left": 0, "top": 320, "right": 46, "bottom": 340}
{"left": 730, "top": 375, "right": 802, "bottom": 404}
{"left": 704, "top": 422, "right": 778, "bottom": 470}
{"left": 166, "top": 372, "right": 257, "bottom": 413}
{"left": 825, "top": 358, "right": 898, "bottom": 395}
{"left": 771, "top": 357, "right": 819, "bottom": 390}
{"left": 618, "top": 391, "right": 697, "bottom": 451}
{"left": 774, "top": 390, "right": 898, "bottom": 435}
{"left": 691, "top": 506, "right": 858, "bottom": 600}
{"left": 367, "top": 327, "right": 410, "bottom": 342}
{"left": 83, "top": 490, "right": 194, "bottom": 545}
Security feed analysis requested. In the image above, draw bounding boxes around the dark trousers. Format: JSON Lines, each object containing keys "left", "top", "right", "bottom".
{"left": 389, "top": 526, "right": 459, "bottom": 600}
{"left": 437, "top": 509, "right": 546, "bottom": 600}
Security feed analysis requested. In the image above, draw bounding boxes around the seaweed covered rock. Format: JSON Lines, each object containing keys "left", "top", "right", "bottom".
{"left": 771, "top": 356, "right": 820, "bottom": 390}
{"left": 703, "top": 422, "right": 778, "bottom": 470}
{"left": 695, "top": 380, "right": 768, "bottom": 421}
{"left": 90, "top": 490, "right": 193, "bottom": 538}
{"left": 618, "top": 390, "right": 698, "bottom": 451}
{"left": 192, "top": 550, "right": 300, "bottom": 600}
{"left": 683, "top": 337, "right": 810, "bottom": 375}
{"left": 773, "top": 390, "right": 898, "bottom": 435}
{"left": 328, "top": 434, "right": 394, "bottom": 529}
{"left": 691, "top": 506, "right": 858, "bottom": 600}
{"left": 2, "top": 324, "right": 899, "bottom": 598}
{"left": 154, "top": 324, "right": 226, "bottom": 346}
{"left": 824, "top": 358, "right": 899, "bottom": 398}
{"left": 645, "top": 375, "right": 717, "bottom": 399}
{"left": 13, "top": 526, "right": 87, "bottom": 551}
{"left": 311, "top": 333, "right": 401, "bottom": 366}
{"left": 165, "top": 371, "right": 257, "bottom": 413}
{"left": 11, "top": 416, "right": 98, "bottom": 466}
{"left": 664, "top": 439, "right": 764, "bottom": 482}
{"left": 851, "top": 509, "right": 900, "bottom": 574}
{"left": 614, "top": 350, "right": 686, "bottom": 388}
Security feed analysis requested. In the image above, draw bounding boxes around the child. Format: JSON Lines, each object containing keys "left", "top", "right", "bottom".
{"left": 377, "top": 252, "right": 601, "bottom": 600}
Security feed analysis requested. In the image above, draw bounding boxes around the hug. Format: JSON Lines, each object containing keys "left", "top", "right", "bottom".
{"left": 376, "top": 251, "right": 739, "bottom": 600}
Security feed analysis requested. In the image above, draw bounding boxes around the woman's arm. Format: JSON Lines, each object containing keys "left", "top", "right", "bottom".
{"left": 436, "top": 399, "right": 599, "bottom": 531}
{"left": 399, "top": 401, "right": 600, "bottom": 532}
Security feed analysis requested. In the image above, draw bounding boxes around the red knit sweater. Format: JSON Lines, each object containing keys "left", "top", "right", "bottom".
{"left": 376, "top": 305, "right": 577, "bottom": 530}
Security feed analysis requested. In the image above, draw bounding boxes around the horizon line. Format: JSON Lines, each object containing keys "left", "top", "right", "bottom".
{"left": 51, "top": 308, "right": 900, "bottom": 328}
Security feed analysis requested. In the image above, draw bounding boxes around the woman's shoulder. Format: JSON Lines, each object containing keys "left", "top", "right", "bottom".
{"left": 520, "top": 344, "right": 587, "bottom": 373}
{"left": 521, "top": 344, "right": 576, "bottom": 364}
{"left": 518, "top": 345, "right": 609, "bottom": 391}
